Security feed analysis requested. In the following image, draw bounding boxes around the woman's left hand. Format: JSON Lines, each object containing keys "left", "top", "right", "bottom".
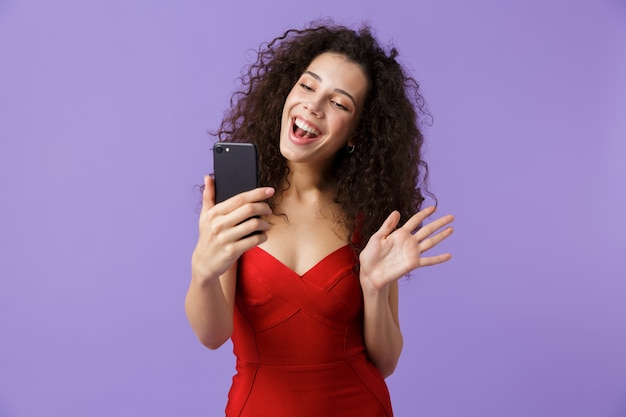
{"left": 359, "top": 207, "right": 454, "bottom": 294}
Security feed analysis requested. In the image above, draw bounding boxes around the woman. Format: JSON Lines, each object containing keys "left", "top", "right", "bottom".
{"left": 186, "top": 22, "right": 454, "bottom": 416}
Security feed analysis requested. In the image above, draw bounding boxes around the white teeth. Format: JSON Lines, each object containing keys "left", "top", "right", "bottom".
{"left": 294, "top": 118, "right": 319, "bottom": 135}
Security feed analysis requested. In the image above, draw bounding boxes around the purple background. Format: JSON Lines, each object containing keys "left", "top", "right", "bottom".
{"left": 1, "top": 1, "right": 625, "bottom": 416}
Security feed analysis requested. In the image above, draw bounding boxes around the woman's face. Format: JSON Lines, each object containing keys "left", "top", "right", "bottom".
{"left": 279, "top": 52, "right": 368, "bottom": 169}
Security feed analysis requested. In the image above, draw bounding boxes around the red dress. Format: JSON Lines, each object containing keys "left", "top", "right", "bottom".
{"left": 226, "top": 245, "right": 393, "bottom": 417}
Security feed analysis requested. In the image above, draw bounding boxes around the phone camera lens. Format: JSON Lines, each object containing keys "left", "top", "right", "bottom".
{"left": 216, "top": 146, "right": 223, "bottom": 154}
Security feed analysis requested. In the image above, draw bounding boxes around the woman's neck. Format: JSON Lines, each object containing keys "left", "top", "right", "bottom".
{"left": 281, "top": 161, "right": 335, "bottom": 204}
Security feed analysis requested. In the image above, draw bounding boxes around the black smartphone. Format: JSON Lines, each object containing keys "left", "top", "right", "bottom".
{"left": 213, "top": 142, "right": 259, "bottom": 204}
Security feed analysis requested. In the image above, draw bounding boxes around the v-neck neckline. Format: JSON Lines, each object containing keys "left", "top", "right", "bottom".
{"left": 250, "top": 244, "right": 352, "bottom": 278}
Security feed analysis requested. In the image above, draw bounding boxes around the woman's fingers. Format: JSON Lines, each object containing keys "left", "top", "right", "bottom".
{"left": 373, "top": 211, "right": 402, "bottom": 239}
{"left": 396, "top": 209, "right": 454, "bottom": 268}
{"left": 414, "top": 214, "right": 455, "bottom": 241}
{"left": 401, "top": 206, "right": 436, "bottom": 233}
{"left": 399, "top": 207, "right": 454, "bottom": 249}
{"left": 418, "top": 252, "right": 453, "bottom": 267}
{"left": 198, "top": 177, "right": 275, "bottom": 240}
{"left": 418, "top": 224, "right": 454, "bottom": 253}
{"left": 217, "top": 187, "right": 275, "bottom": 214}
{"left": 193, "top": 180, "right": 275, "bottom": 280}
{"left": 211, "top": 222, "right": 271, "bottom": 260}
{"left": 217, "top": 212, "right": 273, "bottom": 244}
{"left": 228, "top": 201, "right": 273, "bottom": 227}
{"left": 200, "top": 175, "right": 216, "bottom": 216}
{"left": 200, "top": 180, "right": 274, "bottom": 233}
{"left": 414, "top": 214, "right": 454, "bottom": 267}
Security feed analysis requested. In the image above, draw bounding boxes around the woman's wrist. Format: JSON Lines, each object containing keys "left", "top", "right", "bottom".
{"left": 359, "top": 269, "right": 390, "bottom": 299}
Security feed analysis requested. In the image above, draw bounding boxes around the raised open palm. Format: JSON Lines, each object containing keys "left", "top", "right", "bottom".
{"left": 359, "top": 207, "right": 454, "bottom": 293}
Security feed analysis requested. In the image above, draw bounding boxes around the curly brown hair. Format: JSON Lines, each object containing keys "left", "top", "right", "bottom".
{"left": 215, "top": 21, "right": 433, "bottom": 253}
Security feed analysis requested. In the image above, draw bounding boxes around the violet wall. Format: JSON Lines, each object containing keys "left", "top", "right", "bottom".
{"left": 1, "top": 0, "right": 625, "bottom": 416}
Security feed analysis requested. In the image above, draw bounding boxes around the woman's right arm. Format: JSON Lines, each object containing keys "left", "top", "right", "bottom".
{"left": 185, "top": 175, "right": 274, "bottom": 349}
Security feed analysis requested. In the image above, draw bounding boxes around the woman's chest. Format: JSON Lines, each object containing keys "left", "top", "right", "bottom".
{"left": 259, "top": 212, "right": 350, "bottom": 276}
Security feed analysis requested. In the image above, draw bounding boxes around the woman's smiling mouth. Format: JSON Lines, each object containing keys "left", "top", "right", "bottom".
{"left": 293, "top": 117, "right": 320, "bottom": 139}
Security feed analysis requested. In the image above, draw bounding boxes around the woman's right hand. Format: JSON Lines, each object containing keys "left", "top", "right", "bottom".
{"left": 191, "top": 175, "right": 275, "bottom": 282}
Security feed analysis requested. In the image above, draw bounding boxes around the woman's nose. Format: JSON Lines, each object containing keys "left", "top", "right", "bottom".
{"left": 304, "top": 97, "right": 323, "bottom": 118}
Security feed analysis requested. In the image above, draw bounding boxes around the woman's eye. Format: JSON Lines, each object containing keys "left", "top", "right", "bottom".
{"left": 332, "top": 101, "right": 348, "bottom": 111}
{"left": 300, "top": 83, "right": 313, "bottom": 91}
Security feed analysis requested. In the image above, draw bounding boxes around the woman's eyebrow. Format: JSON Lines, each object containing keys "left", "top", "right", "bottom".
{"left": 303, "top": 70, "right": 357, "bottom": 107}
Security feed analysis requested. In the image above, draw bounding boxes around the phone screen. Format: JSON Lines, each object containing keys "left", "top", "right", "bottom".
{"left": 213, "top": 142, "right": 259, "bottom": 203}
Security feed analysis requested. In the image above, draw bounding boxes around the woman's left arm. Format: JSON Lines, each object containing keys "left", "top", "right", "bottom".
{"left": 361, "top": 279, "right": 403, "bottom": 378}
{"left": 359, "top": 207, "right": 454, "bottom": 378}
